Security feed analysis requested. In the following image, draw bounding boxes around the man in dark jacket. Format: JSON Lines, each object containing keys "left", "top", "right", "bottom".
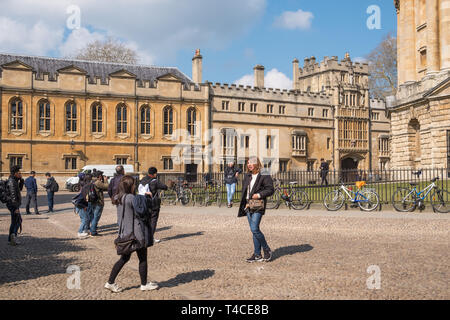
{"left": 108, "top": 165, "right": 125, "bottom": 200}
{"left": 320, "top": 158, "right": 330, "bottom": 186}
{"left": 224, "top": 162, "right": 242, "bottom": 208}
{"left": 7, "top": 165, "right": 24, "bottom": 245}
{"left": 238, "top": 157, "right": 274, "bottom": 263}
{"left": 138, "top": 167, "right": 167, "bottom": 243}
{"left": 42, "top": 172, "right": 56, "bottom": 212}
{"left": 24, "top": 171, "right": 39, "bottom": 215}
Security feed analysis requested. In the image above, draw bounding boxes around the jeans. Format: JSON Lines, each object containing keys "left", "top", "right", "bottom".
{"left": 77, "top": 207, "right": 90, "bottom": 234}
{"left": 89, "top": 204, "right": 104, "bottom": 235}
{"left": 226, "top": 183, "right": 236, "bottom": 205}
{"left": 7, "top": 204, "right": 21, "bottom": 242}
{"left": 47, "top": 191, "right": 54, "bottom": 211}
{"left": 246, "top": 211, "right": 270, "bottom": 256}
{"left": 25, "top": 191, "right": 39, "bottom": 214}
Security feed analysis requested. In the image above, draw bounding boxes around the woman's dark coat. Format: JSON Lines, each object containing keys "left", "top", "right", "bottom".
{"left": 238, "top": 172, "right": 274, "bottom": 217}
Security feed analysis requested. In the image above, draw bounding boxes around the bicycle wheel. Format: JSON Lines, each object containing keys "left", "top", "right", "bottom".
{"left": 392, "top": 188, "right": 416, "bottom": 212}
{"left": 266, "top": 190, "right": 281, "bottom": 209}
{"left": 431, "top": 189, "right": 450, "bottom": 213}
{"left": 161, "top": 189, "right": 176, "bottom": 206}
{"left": 323, "top": 190, "right": 345, "bottom": 211}
{"left": 357, "top": 190, "right": 379, "bottom": 212}
{"left": 179, "top": 189, "right": 193, "bottom": 206}
{"left": 290, "top": 189, "right": 309, "bottom": 210}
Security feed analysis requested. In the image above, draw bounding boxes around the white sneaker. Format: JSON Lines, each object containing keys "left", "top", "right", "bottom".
{"left": 78, "top": 232, "right": 89, "bottom": 239}
{"left": 154, "top": 239, "right": 161, "bottom": 243}
{"left": 104, "top": 282, "right": 123, "bottom": 293}
{"left": 140, "top": 282, "right": 159, "bottom": 291}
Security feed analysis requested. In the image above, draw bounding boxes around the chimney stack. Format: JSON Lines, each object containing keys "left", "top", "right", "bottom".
{"left": 292, "top": 58, "right": 299, "bottom": 90}
{"left": 192, "top": 49, "right": 202, "bottom": 84}
{"left": 254, "top": 65, "right": 265, "bottom": 88}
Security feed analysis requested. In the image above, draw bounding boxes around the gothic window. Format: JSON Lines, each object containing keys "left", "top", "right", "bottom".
{"left": 92, "top": 103, "right": 103, "bottom": 133}
{"left": 187, "top": 107, "right": 197, "bottom": 136}
{"left": 140, "top": 105, "right": 151, "bottom": 135}
{"left": 65, "top": 101, "right": 77, "bottom": 132}
{"left": 38, "top": 100, "right": 51, "bottom": 131}
{"left": 163, "top": 106, "right": 174, "bottom": 135}
{"left": 10, "top": 99, "right": 23, "bottom": 131}
{"left": 116, "top": 104, "right": 127, "bottom": 134}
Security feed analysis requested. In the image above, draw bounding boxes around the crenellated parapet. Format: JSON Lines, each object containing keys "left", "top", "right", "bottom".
{"left": 299, "top": 55, "right": 369, "bottom": 76}
{"left": 369, "top": 98, "right": 386, "bottom": 110}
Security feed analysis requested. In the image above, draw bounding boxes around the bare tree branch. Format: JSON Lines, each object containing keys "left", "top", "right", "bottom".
{"left": 67, "top": 37, "right": 138, "bottom": 65}
{"left": 365, "top": 33, "right": 398, "bottom": 99}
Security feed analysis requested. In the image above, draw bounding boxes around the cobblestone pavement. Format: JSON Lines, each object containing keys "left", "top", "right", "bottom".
{"left": 0, "top": 192, "right": 449, "bottom": 300}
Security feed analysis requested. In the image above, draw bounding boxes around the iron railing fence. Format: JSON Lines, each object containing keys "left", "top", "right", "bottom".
{"left": 157, "top": 168, "right": 450, "bottom": 204}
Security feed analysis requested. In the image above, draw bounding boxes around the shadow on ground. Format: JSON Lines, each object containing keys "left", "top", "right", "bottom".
{"left": 0, "top": 235, "right": 88, "bottom": 285}
{"left": 272, "top": 244, "right": 313, "bottom": 262}
{"left": 158, "top": 269, "right": 215, "bottom": 288}
{"left": 161, "top": 231, "right": 204, "bottom": 242}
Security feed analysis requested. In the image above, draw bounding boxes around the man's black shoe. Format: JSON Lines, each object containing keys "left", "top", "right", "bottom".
{"left": 35, "top": 212, "right": 40, "bottom": 215}
{"left": 246, "top": 254, "right": 263, "bottom": 263}
{"left": 91, "top": 233, "right": 100, "bottom": 237}
{"left": 263, "top": 248, "right": 273, "bottom": 262}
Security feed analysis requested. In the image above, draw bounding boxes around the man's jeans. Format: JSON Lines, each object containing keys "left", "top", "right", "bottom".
{"left": 76, "top": 207, "right": 90, "bottom": 234}
{"left": 25, "top": 191, "right": 39, "bottom": 214}
{"left": 226, "top": 183, "right": 236, "bottom": 205}
{"left": 7, "top": 204, "right": 21, "bottom": 242}
{"left": 47, "top": 191, "right": 54, "bottom": 211}
{"left": 89, "top": 204, "right": 104, "bottom": 235}
{"left": 246, "top": 211, "right": 270, "bottom": 256}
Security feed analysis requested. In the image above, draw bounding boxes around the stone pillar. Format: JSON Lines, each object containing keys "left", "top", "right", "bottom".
{"left": 396, "top": 3, "right": 403, "bottom": 86}
{"left": 292, "top": 58, "right": 299, "bottom": 90}
{"left": 440, "top": 0, "right": 450, "bottom": 70}
{"left": 253, "top": 65, "right": 265, "bottom": 88}
{"left": 192, "top": 49, "right": 202, "bottom": 84}
{"left": 426, "top": 0, "right": 440, "bottom": 74}
{"left": 399, "top": 0, "right": 417, "bottom": 84}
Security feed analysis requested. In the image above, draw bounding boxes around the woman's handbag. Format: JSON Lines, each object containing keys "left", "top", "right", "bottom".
{"left": 114, "top": 195, "right": 143, "bottom": 255}
{"left": 247, "top": 182, "right": 264, "bottom": 213}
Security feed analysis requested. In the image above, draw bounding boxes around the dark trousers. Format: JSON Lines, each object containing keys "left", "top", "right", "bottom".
{"left": 7, "top": 204, "right": 21, "bottom": 242}
{"left": 150, "top": 209, "right": 160, "bottom": 239}
{"left": 321, "top": 174, "right": 329, "bottom": 186}
{"left": 47, "top": 191, "right": 54, "bottom": 211}
{"left": 108, "top": 247, "right": 148, "bottom": 286}
{"left": 25, "top": 191, "right": 39, "bottom": 214}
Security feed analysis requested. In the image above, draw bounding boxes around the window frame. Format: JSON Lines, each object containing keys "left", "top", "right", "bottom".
{"left": 92, "top": 103, "right": 103, "bottom": 133}
{"left": 10, "top": 98, "right": 24, "bottom": 131}
{"left": 140, "top": 105, "right": 151, "bottom": 135}
{"left": 163, "top": 106, "right": 174, "bottom": 135}
{"left": 38, "top": 100, "right": 51, "bottom": 132}
{"left": 65, "top": 101, "right": 77, "bottom": 133}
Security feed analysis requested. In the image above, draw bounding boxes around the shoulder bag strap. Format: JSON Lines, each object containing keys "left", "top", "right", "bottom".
{"left": 118, "top": 195, "right": 126, "bottom": 235}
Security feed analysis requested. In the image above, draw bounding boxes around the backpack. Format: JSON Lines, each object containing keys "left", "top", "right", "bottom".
{"left": 71, "top": 190, "right": 88, "bottom": 209}
{"left": 50, "top": 179, "right": 59, "bottom": 192}
{"left": 0, "top": 179, "right": 10, "bottom": 204}
{"left": 88, "top": 183, "right": 99, "bottom": 203}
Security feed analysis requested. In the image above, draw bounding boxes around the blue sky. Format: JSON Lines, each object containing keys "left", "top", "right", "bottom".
{"left": 0, "top": 0, "right": 397, "bottom": 88}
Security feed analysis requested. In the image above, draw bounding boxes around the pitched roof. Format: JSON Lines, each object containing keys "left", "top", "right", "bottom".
{"left": 0, "top": 53, "right": 193, "bottom": 87}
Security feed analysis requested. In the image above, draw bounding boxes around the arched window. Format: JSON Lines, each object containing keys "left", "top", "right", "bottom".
{"left": 10, "top": 99, "right": 23, "bottom": 131}
{"left": 163, "top": 106, "right": 173, "bottom": 135}
{"left": 65, "top": 101, "right": 77, "bottom": 132}
{"left": 187, "top": 107, "right": 197, "bottom": 136}
{"left": 38, "top": 100, "right": 51, "bottom": 131}
{"left": 92, "top": 103, "right": 103, "bottom": 133}
{"left": 140, "top": 105, "right": 151, "bottom": 135}
{"left": 116, "top": 104, "right": 127, "bottom": 134}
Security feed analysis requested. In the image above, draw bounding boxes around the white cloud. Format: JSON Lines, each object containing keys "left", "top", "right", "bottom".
{"left": 353, "top": 57, "right": 368, "bottom": 63}
{"left": 273, "top": 9, "right": 314, "bottom": 30}
{"left": 58, "top": 27, "right": 106, "bottom": 58}
{"left": 0, "top": 0, "right": 267, "bottom": 64}
{"left": 0, "top": 17, "right": 63, "bottom": 55}
{"left": 235, "top": 68, "right": 293, "bottom": 90}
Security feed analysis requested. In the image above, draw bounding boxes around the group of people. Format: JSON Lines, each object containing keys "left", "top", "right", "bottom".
{"left": 5, "top": 167, "right": 59, "bottom": 246}
{"left": 5, "top": 157, "right": 277, "bottom": 292}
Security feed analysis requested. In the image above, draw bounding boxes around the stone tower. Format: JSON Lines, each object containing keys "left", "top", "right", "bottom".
{"left": 294, "top": 54, "right": 372, "bottom": 171}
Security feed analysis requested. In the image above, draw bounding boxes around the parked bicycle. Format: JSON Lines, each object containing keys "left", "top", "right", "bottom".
{"left": 160, "top": 178, "right": 193, "bottom": 206}
{"left": 193, "top": 179, "right": 221, "bottom": 207}
{"left": 266, "top": 179, "right": 310, "bottom": 210}
{"left": 392, "top": 171, "right": 449, "bottom": 213}
{"left": 323, "top": 181, "right": 379, "bottom": 212}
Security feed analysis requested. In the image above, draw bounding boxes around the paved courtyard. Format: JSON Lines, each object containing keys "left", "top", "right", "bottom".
{"left": 0, "top": 191, "right": 449, "bottom": 300}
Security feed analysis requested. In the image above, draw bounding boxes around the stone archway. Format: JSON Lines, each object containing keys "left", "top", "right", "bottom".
{"left": 340, "top": 156, "right": 362, "bottom": 182}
